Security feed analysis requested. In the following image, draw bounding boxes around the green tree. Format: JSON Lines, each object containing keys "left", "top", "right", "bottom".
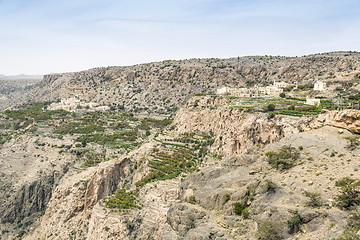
{"left": 266, "top": 104, "right": 275, "bottom": 111}
{"left": 287, "top": 210, "right": 302, "bottom": 234}
{"left": 335, "top": 177, "right": 360, "bottom": 210}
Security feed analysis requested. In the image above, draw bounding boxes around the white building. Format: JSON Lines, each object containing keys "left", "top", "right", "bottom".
{"left": 314, "top": 81, "right": 326, "bottom": 91}
{"left": 273, "top": 80, "right": 287, "bottom": 89}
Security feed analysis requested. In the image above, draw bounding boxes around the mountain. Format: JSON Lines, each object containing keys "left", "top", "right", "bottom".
{"left": 0, "top": 74, "right": 43, "bottom": 80}
{"left": 1, "top": 52, "right": 360, "bottom": 239}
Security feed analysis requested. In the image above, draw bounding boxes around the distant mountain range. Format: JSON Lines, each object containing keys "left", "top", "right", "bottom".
{"left": 0, "top": 74, "right": 43, "bottom": 80}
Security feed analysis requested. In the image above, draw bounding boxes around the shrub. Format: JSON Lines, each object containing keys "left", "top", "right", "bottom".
{"left": 224, "top": 194, "right": 231, "bottom": 202}
{"left": 188, "top": 195, "right": 196, "bottom": 204}
{"left": 287, "top": 210, "right": 302, "bottom": 234}
{"left": 257, "top": 221, "right": 282, "bottom": 240}
{"left": 234, "top": 202, "right": 244, "bottom": 215}
{"left": 304, "top": 191, "right": 322, "bottom": 208}
{"left": 335, "top": 177, "right": 360, "bottom": 210}
{"left": 344, "top": 136, "right": 360, "bottom": 151}
{"left": 334, "top": 211, "right": 360, "bottom": 240}
{"left": 265, "top": 145, "right": 300, "bottom": 170}
{"left": 264, "top": 180, "right": 276, "bottom": 193}
{"left": 279, "top": 92, "right": 286, "bottom": 98}
{"left": 234, "top": 202, "right": 249, "bottom": 219}
{"left": 266, "top": 104, "right": 275, "bottom": 112}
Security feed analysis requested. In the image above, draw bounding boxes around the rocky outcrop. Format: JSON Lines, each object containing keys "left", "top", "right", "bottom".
{"left": 173, "top": 96, "right": 314, "bottom": 155}
{"left": 24, "top": 158, "right": 136, "bottom": 240}
{"left": 310, "top": 109, "right": 360, "bottom": 133}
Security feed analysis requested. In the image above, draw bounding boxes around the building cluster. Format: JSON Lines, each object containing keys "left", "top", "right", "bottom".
{"left": 216, "top": 81, "right": 287, "bottom": 97}
{"left": 48, "top": 98, "right": 110, "bottom": 112}
{"left": 217, "top": 80, "right": 327, "bottom": 99}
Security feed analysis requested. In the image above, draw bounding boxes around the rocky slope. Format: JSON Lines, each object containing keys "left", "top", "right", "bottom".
{"left": 16, "top": 95, "right": 360, "bottom": 240}
{"left": 0, "top": 78, "right": 42, "bottom": 110}
{"left": 3, "top": 52, "right": 360, "bottom": 114}
{"left": 2, "top": 52, "right": 360, "bottom": 239}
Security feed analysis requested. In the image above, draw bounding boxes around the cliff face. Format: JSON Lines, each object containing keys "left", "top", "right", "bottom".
{"left": 24, "top": 158, "right": 136, "bottom": 240}
{"left": 173, "top": 96, "right": 313, "bottom": 155}
{"left": 310, "top": 109, "right": 360, "bottom": 133}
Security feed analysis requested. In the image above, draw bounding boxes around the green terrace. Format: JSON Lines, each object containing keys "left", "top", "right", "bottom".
{"left": 102, "top": 131, "right": 215, "bottom": 211}
{"left": 135, "top": 131, "right": 214, "bottom": 188}
{"left": 1, "top": 102, "right": 173, "bottom": 166}
{"left": 226, "top": 96, "right": 334, "bottom": 117}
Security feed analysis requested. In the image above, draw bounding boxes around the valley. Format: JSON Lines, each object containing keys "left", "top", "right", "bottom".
{"left": 1, "top": 52, "right": 360, "bottom": 239}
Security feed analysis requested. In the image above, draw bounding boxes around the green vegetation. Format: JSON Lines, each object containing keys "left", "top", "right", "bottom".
{"left": 257, "top": 221, "right": 282, "bottom": 240}
{"left": 264, "top": 180, "right": 276, "bottom": 193}
{"left": 3, "top": 102, "right": 72, "bottom": 130}
{"left": 2, "top": 102, "right": 172, "bottom": 168}
{"left": 76, "top": 130, "right": 138, "bottom": 146}
{"left": 188, "top": 195, "right": 196, "bottom": 204}
{"left": 335, "top": 177, "right": 360, "bottom": 210}
{"left": 228, "top": 95, "right": 334, "bottom": 117}
{"left": 287, "top": 210, "right": 302, "bottom": 234}
{"left": 135, "top": 131, "right": 214, "bottom": 187}
{"left": 104, "top": 189, "right": 141, "bottom": 210}
{"left": 344, "top": 136, "right": 360, "bottom": 151}
{"left": 224, "top": 193, "right": 231, "bottom": 202}
{"left": 333, "top": 211, "right": 360, "bottom": 240}
{"left": 266, "top": 104, "right": 275, "bottom": 111}
{"left": 265, "top": 145, "right": 300, "bottom": 170}
{"left": 234, "top": 202, "right": 249, "bottom": 219}
{"left": 304, "top": 191, "right": 322, "bottom": 208}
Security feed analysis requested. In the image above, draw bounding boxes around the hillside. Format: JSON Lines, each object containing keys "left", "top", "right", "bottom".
{"left": 3, "top": 52, "right": 360, "bottom": 115}
{"left": 1, "top": 52, "right": 360, "bottom": 239}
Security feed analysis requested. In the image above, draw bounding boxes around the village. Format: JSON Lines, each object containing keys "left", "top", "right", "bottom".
{"left": 47, "top": 97, "right": 110, "bottom": 112}
{"left": 216, "top": 80, "right": 327, "bottom": 106}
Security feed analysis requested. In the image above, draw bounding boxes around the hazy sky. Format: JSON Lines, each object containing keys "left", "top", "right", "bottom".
{"left": 1, "top": 0, "right": 360, "bottom": 75}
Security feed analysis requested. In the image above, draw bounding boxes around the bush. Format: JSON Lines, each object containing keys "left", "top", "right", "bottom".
{"left": 234, "top": 202, "right": 249, "bottom": 219}
{"left": 287, "top": 210, "right": 302, "bottom": 234}
{"left": 266, "top": 104, "right": 275, "bottom": 111}
{"left": 257, "top": 221, "right": 282, "bottom": 240}
{"left": 264, "top": 180, "right": 276, "bottom": 193}
{"left": 265, "top": 145, "right": 300, "bottom": 170}
{"left": 188, "top": 195, "right": 196, "bottom": 204}
{"left": 304, "top": 191, "right": 322, "bottom": 208}
{"left": 279, "top": 92, "right": 286, "bottom": 98}
{"left": 335, "top": 177, "right": 360, "bottom": 210}
{"left": 334, "top": 211, "right": 360, "bottom": 240}
{"left": 344, "top": 136, "right": 360, "bottom": 151}
{"left": 224, "top": 193, "right": 231, "bottom": 202}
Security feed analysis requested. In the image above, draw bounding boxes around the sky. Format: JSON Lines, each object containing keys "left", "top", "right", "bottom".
{"left": 0, "top": 0, "right": 360, "bottom": 75}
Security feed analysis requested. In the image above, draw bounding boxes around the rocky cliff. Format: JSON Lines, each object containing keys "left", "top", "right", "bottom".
{"left": 173, "top": 96, "right": 313, "bottom": 155}
{"left": 310, "top": 109, "right": 360, "bottom": 133}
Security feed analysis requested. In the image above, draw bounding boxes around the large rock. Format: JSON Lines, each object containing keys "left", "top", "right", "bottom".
{"left": 310, "top": 109, "right": 360, "bottom": 133}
